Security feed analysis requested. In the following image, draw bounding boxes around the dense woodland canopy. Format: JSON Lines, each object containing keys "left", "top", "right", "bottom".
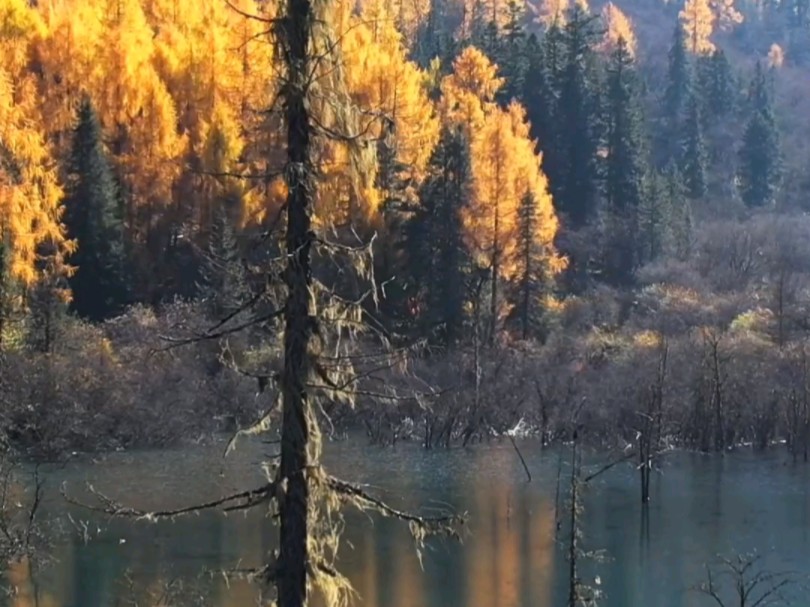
{"left": 1, "top": 0, "right": 810, "bottom": 455}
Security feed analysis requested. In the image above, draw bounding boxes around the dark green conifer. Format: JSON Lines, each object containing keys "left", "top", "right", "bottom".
{"left": 602, "top": 37, "right": 646, "bottom": 283}
{"left": 197, "top": 192, "right": 251, "bottom": 319}
{"left": 738, "top": 62, "right": 782, "bottom": 208}
{"left": 680, "top": 94, "right": 707, "bottom": 199}
{"left": 556, "top": 5, "right": 601, "bottom": 226}
{"left": 403, "top": 127, "right": 471, "bottom": 344}
{"left": 63, "top": 96, "right": 130, "bottom": 322}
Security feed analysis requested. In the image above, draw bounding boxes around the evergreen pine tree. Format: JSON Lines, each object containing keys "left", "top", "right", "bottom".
{"left": 637, "top": 171, "right": 667, "bottom": 264}
{"left": 497, "top": 0, "right": 529, "bottom": 103}
{"left": 557, "top": 5, "right": 601, "bottom": 227}
{"left": 197, "top": 193, "right": 251, "bottom": 320}
{"left": 738, "top": 62, "right": 782, "bottom": 207}
{"left": 665, "top": 165, "right": 693, "bottom": 259}
{"left": 403, "top": 127, "right": 471, "bottom": 345}
{"left": 680, "top": 94, "right": 707, "bottom": 199}
{"left": 701, "top": 49, "right": 735, "bottom": 118}
{"left": 414, "top": 0, "right": 456, "bottom": 69}
{"left": 26, "top": 249, "right": 70, "bottom": 354}
{"left": 514, "top": 191, "right": 550, "bottom": 339}
{"left": 604, "top": 38, "right": 646, "bottom": 213}
{"left": 661, "top": 24, "right": 692, "bottom": 164}
{"left": 63, "top": 96, "right": 129, "bottom": 322}
{"left": 602, "top": 37, "right": 646, "bottom": 283}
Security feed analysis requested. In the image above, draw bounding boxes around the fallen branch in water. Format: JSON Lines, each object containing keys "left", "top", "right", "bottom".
{"left": 507, "top": 434, "right": 532, "bottom": 482}
{"left": 327, "top": 475, "right": 465, "bottom": 536}
{"left": 61, "top": 481, "right": 276, "bottom": 521}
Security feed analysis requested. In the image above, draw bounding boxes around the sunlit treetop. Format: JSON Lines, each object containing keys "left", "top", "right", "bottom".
{"left": 440, "top": 46, "right": 504, "bottom": 131}
{"left": 600, "top": 2, "right": 637, "bottom": 59}
{"left": 681, "top": 0, "right": 716, "bottom": 55}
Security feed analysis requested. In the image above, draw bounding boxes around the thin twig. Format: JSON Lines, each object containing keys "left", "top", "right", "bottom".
{"left": 61, "top": 482, "right": 275, "bottom": 521}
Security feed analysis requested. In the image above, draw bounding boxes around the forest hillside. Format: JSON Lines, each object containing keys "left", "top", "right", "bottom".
{"left": 0, "top": 0, "right": 808, "bottom": 456}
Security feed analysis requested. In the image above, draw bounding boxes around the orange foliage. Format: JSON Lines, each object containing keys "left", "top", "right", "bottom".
{"left": 466, "top": 102, "right": 562, "bottom": 282}
{"left": 680, "top": 0, "right": 716, "bottom": 55}
{"left": 0, "top": 0, "right": 70, "bottom": 285}
{"left": 600, "top": 2, "right": 637, "bottom": 58}
{"left": 528, "top": 0, "right": 570, "bottom": 26}
{"left": 357, "top": 0, "right": 431, "bottom": 41}
{"left": 711, "top": 0, "right": 743, "bottom": 30}
{"left": 440, "top": 46, "right": 503, "bottom": 131}
{"left": 0, "top": 0, "right": 564, "bottom": 308}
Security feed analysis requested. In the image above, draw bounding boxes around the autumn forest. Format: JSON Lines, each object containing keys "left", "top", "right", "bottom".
{"left": 0, "top": 0, "right": 807, "bottom": 459}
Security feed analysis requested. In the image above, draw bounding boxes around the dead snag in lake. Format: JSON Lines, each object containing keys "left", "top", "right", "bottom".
{"left": 566, "top": 425, "right": 604, "bottom": 607}
{"left": 693, "top": 552, "right": 805, "bottom": 606}
{"left": 64, "top": 1, "right": 464, "bottom": 605}
{"left": 638, "top": 338, "right": 667, "bottom": 504}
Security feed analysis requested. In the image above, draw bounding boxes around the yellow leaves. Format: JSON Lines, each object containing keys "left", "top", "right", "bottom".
{"left": 357, "top": 0, "right": 431, "bottom": 41}
{"left": 345, "top": 8, "right": 439, "bottom": 181}
{"left": 122, "top": 73, "right": 186, "bottom": 209}
{"left": 441, "top": 46, "right": 504, "bottom": 131}
{"left": 0, "top": 0, "right": 45, "bottom": 75}
{"left": 437, "top": 46, "right": 563, "bottom": 291}
{"left": 528, "top": 0, "right": 570, "bottom": 26}
{"left": 768, "top": 43, "right": 784, "bottom": 68}
{"left": 308, "top": 4, "right": 440, "bottom": 226}
{"left": 680, "top": 0, "right": 716, "bottom": 55}
{"left": 465, "top": 101, "right": 562, "bottom": 281}
{"left": 0, "top": 67, "right": 68, "bottom": 285}
{"left": 633, "top": 330, "right": 663, "bottom": 349}
{"left": 458, "top": 0, "right": 516, "bottom": 37}
{"left": 600, "top": 2, "right": 637, "bottom": 58}
{"left": 711, "top": 0, "right": 743, "bottom": 31}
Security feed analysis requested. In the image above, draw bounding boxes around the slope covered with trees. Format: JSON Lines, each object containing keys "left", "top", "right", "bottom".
{"left": 0, "top": 0, "right": 809, "bottom": 456}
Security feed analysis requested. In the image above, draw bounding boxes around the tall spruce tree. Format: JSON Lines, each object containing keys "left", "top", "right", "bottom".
{"left": 665, "top": 165, "right": 693, "bottom": 259}
{"left": 497, "top": 0, "right": 529, "bottom": 103}
{"left": 738, "top": 62, "right": 782, "bottom": 207}
{"left": 514, "top": 191, "right": 550, "bottom": 339}
{"left": 699, "top": 49, "right": 735, "bottom": 118}
{"left": 602, "top": 37, "right": 646, "bottom": 283}
{"left": 557, "top": 5, "right": 601, "bottom": 227}
{"left": 680, "top": 93, "right": 707, "bottom": 199}
{"left": 197, "top": 193, "right": 251, "bottom": 320}
{"left": 637, "top": 171, "right": 667, "bottom": 264}
{"left": 403, "top": 127, "right": 471, "bottom": 345}
{"left": 63, "top": 97, "right": 129, "bottom": 322}
{"left": 661, "top": 24, "right": 691, "bottom": 165}
{"left": 524, "top": 33, "right": 561, "bottom": 191}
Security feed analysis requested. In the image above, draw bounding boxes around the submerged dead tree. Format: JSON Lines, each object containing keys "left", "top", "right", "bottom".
{"left": 64, "top": 1, "right": 462, "bottom": 606}
{"left": 694, "top": 552, "right": 804, "bottom": 606}
{"left": 639, "top": 340, "right": 667, "bottom": 503}
{"left": 277, "top": 0, "right": 317, "bottom": 603}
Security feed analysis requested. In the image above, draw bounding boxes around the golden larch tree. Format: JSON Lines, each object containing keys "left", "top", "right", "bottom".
{"left": 680, "top": 0, "right": 716, "bottom": 55}
{"left": 768, "top": 42, "right": 784, "bottom": 68}
{"left": 0, "top": 69, "right": 70, "bottom": 286}
{"left": 357, "top": 0, "right": 431, "bottom": 42}
{"left": 529, "top": 0, "right": 570, "bottom": 26}
{"left": 0, "top": 0, "right": 71, "bottom": 289}
{"left": 465, "top": 101, "right": 563, "bottom": 341}
{"left": 440, "top": 46, "right": 504, "bottom": 133}
{"left": 457, "top": 0, "right": 517, "bottom": 37}
{"left": 34, "top": 0, "right": 107, "bottom": 155}
{"left": 346, "top": 3, "right": 440, "bottom": 183}
{"left": 711, "top": 0, "right": 743, "bottom": 30}
{"left": 599, "top": 2, "right": 637, "bottom": 58}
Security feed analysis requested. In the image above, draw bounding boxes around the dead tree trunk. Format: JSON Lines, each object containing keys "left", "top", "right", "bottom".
{"left": 278, "top": 1, "right": 316, "bottom": 605}
{"left": 567, "top": 434, "right": 580, "bottom": 607}
{"left": 640, "top": 341, "right": 667, "bottom": 504}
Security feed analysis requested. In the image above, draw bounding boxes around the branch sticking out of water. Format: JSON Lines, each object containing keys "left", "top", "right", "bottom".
{"left": 61, "top": 481, "right": 276, "bottom": 522}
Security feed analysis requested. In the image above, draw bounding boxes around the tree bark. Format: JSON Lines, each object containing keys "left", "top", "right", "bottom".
{"left": 278, "top": 1, "right": 316, "bottom": 606}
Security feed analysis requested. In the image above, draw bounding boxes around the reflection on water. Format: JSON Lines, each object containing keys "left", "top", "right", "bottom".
{"left": 4, "top": 440, "right": 810, "bottom": 606}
